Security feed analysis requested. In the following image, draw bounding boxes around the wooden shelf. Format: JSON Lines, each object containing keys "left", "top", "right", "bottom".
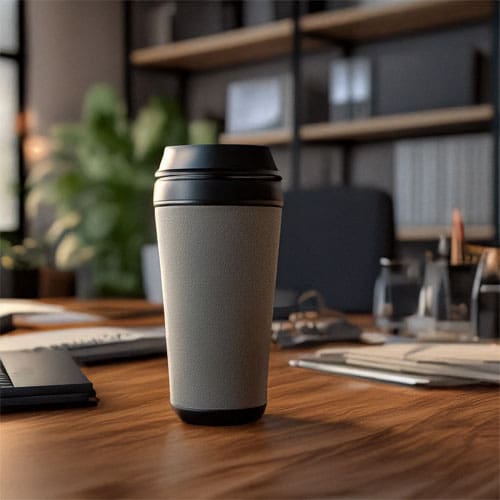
{"left": 220, "top": 128, "right": 292, "bottom": 146}
{"left": 301, "top": 0, "right": 492, "bottom": 43}
{"left": 131, "top": 19, "right": 294, "bottom": 71}
{"left": 219, "top": 105, "right": 493, "bottom": 145}
{"left": 130, "top": 0, "right": 492, "bottom": 71}
{"left": 397, "top": 225, "right": 496, "bottom": 241}
{"left": 302, "top": 105, "right": 493, "bottom": 142}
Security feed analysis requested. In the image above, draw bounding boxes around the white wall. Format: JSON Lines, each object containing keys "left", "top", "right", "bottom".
{"left": 25, "top": 0, "right": 124, "bottom": 236}
{"left": 26, "top": 0, "right": 124, "bottom": 133}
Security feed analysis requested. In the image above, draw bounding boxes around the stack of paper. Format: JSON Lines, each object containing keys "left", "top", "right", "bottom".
{"left": 290, "top": 343, "right": 500, "bottom": 387}
{"left": 0, "top": 299, "right": 104, "bottom": 324}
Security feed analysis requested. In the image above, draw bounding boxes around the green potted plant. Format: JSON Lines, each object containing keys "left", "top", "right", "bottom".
{"left": 0, "top": 238, "right": 46, "bottom": 298}
{"left": 27, "top": 84, "right": 188, "bottom": 297}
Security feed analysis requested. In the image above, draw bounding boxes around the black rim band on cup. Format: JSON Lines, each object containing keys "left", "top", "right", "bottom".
{"left": 173, "top": 404, "right": 266, "bottom": 426}
{"left": 154, "top": 145, "right": 283, "bottom": 207}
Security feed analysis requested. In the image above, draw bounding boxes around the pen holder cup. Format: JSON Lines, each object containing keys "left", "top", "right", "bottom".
{"left": 471, "top": 247, "right": 500, "bottom": 339}
{"left": 410, "top": 261, "right": 477, "bottom": 340}
{"left": 448, "top": 264, "right": 477, "bottom": 321}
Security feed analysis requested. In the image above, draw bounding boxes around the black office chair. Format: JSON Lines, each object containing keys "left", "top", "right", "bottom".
{"left": 276, "top": 187, "right": 394, "bottom": 313}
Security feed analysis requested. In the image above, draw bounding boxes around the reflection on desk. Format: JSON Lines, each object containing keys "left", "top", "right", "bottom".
{"left": 1, "top": 299, "right": 499, "bottom": 499}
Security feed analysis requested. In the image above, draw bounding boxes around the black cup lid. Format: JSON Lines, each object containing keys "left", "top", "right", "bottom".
{"left": 156, "top": 144, "right": 280, "bottom": 177}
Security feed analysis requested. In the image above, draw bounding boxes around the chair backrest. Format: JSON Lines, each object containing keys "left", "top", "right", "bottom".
{"left": 276, "top": 187, "right": 394, "bottom": 312}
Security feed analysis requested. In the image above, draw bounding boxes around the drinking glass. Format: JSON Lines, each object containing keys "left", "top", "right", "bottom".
{"left": 410, "top": 259, "right": 477, "bottom": 341}
{"left": 373, "top": 258, "right": 421, "bottom": 332}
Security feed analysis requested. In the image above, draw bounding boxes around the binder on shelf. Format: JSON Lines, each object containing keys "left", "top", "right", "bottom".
{"left": 329, "top": 59, "right": 351, "bottom": 122}
{"left": 329, "top": 57, "right": 372, "bottom": 122}
{"left": 394, "top": 134, "right": 494, "bottom": 239}
{"left": 350, "top": 57, "right": 372, "bottom": 119}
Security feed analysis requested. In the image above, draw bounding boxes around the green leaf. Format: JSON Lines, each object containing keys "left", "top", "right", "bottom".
{"left": 188, "top": 118, "right": 219, "bottom": 144}
{"left": 81, "top": 202, "right": 120, "bottom": 241}
{"left": 25, "top": 184, "right": 56, "bottom": 217}
{"left": 26, "top": 159, "right": 66, "bottom": 187}
{"left": 54, "top": 171, "right": 85, "bottom": 206}
{"left": 132, "top": 96, "right": 187, "bottom": 164}
{"left": 46, "top": 212, "right": 82, "bottom": 244}
{"left": 83, "top": 84, "right": 125, "bottom": 126}
{"left": 55, "top": 233, "right": 95, "bottom": 270}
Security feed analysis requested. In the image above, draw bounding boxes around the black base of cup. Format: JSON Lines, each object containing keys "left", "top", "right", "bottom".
{"left": 173, "top": 404, "right": 266, "bottom": 426}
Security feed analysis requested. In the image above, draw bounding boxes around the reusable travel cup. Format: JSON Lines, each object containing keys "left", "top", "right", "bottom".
{"left": 153, "top": 145, "right": 283, "bottom": 425}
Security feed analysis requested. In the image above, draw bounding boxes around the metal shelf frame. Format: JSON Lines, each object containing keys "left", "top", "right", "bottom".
{"left": 125, "top": 0, "right": 500, "bottom": 243}
{"left": 289, "top": 0, "right": 500, "bottom": 243}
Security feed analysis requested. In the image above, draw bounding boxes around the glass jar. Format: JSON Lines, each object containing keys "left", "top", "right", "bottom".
{"left": 373, "top": 258, "right": 421, "bottom": 333}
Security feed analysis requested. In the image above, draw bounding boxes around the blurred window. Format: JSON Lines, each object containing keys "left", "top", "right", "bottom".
{"left": 0, "top": 0, "right": 21, "bottom": 233}
{"left": 0, "top": 0, "right": 18, "bottom": 52}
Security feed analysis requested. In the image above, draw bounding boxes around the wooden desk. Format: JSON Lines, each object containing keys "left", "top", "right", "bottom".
{"left": 1, "top": 300, "right": 499, "bottom": 499}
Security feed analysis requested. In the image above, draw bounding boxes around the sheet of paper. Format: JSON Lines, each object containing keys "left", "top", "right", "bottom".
{"left": 315, "top": 343, "right": 500, "bottom": 383}
{"left": 408, "top": 344, "right": 500, "bottom": 365}
{"left": 18, "top": 312, "right": 104, "bottom": 325}
{"left": 0, "top": 299, "right": 108, "bottom": 324}
{"left": 318, "top": 343, "right": 500, "bottom": 365}
{"left": 0, "top": 299, "right": 65, "bottom": 315}
{"left": 343, "top": 353, "right": 500, "bottom": 384}
{"left": 290, "top": 359, "right": 474, "bottom": 387}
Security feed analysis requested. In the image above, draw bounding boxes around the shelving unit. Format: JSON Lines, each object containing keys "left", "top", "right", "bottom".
{"left": 220, "top": 105, "right": 493, "bottom": 145}
{"left": 131, "top": 0, "right": 492, "bottom": 71}
{"left": 129, "top": 0, "right": 499, "bottom": 243}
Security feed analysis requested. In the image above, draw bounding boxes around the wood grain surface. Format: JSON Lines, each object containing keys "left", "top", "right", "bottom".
{"left": 1, "top": 300, "right": 499, "bottom": 499}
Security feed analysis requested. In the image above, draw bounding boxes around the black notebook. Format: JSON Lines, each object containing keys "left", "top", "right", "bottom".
{"left": 0, "top": 349, "right": 98, "bottom": 412}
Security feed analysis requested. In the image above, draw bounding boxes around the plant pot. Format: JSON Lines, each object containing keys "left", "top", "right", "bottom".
{"left": 0, "top": 268, "right": 39, "bottom": 298}
{"left": 38, "top": 267, "right": 75, "bottom": 298}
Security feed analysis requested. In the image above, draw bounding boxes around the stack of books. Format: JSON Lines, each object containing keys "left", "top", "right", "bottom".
{"left": 290, "top": 343, "right": 500, "bottom": 387}
{"left": 393, "top": 133, "right": 493, "bottom": 230}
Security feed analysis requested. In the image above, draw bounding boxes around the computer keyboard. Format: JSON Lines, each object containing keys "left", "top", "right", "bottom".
{"left": 0, "top": 326, "right": 166, "bottom": 363}
{"left": 0, "top": 349, "right": 98, "bottom": 412}
{"left": 0, "top": 362, "right": 13, "bottom": 388}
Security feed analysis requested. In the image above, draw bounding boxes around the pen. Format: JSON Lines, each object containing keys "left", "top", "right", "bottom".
{"left": 289, "top": 358, "right": 432, "bottom": 385}
{"left": 450, "top": 208, "right": 464, "bottom": 266}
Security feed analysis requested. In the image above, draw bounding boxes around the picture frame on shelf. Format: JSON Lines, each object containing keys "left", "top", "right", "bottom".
{"left": 225, "top": 74, "right": 293, "bottom": 134}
